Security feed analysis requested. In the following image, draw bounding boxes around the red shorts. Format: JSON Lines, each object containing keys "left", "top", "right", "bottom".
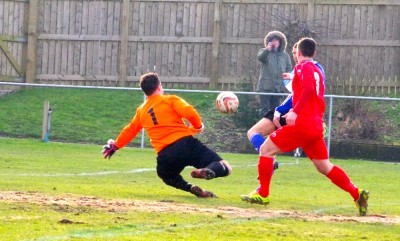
{"left": 269, "top": 124, "right": 328, "bottom": 160}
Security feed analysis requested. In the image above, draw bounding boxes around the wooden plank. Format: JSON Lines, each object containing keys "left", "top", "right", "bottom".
{"left": 154, "top": 42, "right": 162, "bottom": 73}
{"left": 119, "top": 0, "right": 129, "bottom": 86}
{"left": 0, "top": 40, "right": 23, "bottom": 76}
{"left": 5, "top": 1, "right": 13, "bottom": 75}
{"left": 163, "top": 2, "right": 171, "bottom": 36}
{"left": 210, "top": 0, "right": 221, "bottom": 87}
{"left": 157, "top": 2, "right": 165, "bottom": 36}
{"left": 193, "top": 43, "right": 199, "bottom": 76}
{"left": 384, "top": 5, "right": 393, "bottom": 40}
{"left": 73, "top": 1, "right": 82, "bottom": 75}
{"left": 4, "top": 1, "right": 10, "bottom": 35}
{"left": 372, "top": 5, "right": 380, "bottom": 40}
{"left": 78, "top": 40, "right": 86, "bottom": 76}
{"left": 144, "top": 0, "right": 151, "bottom": 36}
{"left": 66, "top": 0, "right": 75, "bottom": 75}
{"left": 126, "top": 41, "right": 135, "bottom": 75}
{"left": 198, "top": 43, "right": 206, "bottom": 76}
{"left": 182, "top": 2, "right": 189, "bottom": 37}
{"left": 333, "top": 4, "right": 341, "bottom": 40}
{"left": 40, "top": 1, "right": 50, "bottom": 75}
{"left": 392, "top": 6, "right": 399, "bottom": 42}
{"left": 172, "top": 43, "right": 182, "bottom": 76}
{"left": 148, "top": 42, "right": 156, "bottom": 71}
{"left": 136, "top": 42, "right": 144, "bottom": 73}
{"left": 37, "top": 34, "right": 400, "bottom": 46}
{"left": 150, "top": 1, "right": 158, "bottom": 36}
{"left": 167, "top": 3, "right": 179, "bottom": 36}
{"left": 175, "top": 3, "right": 183, "bottom": 37}
{"left": 256, "top": 3, "right": 265, "bottom": 38}
{"left": 137, "top": 2, "right": 145, "bottom": 36}
{"left": 104, "top": 1, "right": 113, "bottom": 75}
{"left": 61, "top": 0, "right": 70, "bottom": 75}
{"left": 202, "top": 2, "right": 210, "bottom": 37}
{"left": 111, "top": 1, "right": 120, "bottom": 78}
{"left": 244, "top": 3, "right": 252, "bottom": 38}
{"left": 195, "top": 3, "right": 202, "bottom": 37}
{"left": 221, "top": 1, "right": 234, "bottom": 37}
{"left": 220, "top": 0, "right": 400, "bottom": 4}
{"left": 353, "top": 5, "right": 361, "bottom": 40}
{"left": 161, "top": 42, "right": 168, "bottom": 75}
{"left": 143, "top": 42, "right": 150, "bottom": 72}
{"left": 179, "top": 43, "right": 186, "bottom": 76}
{"left": 36, "top": 74, "right": 120, "bottom": 81}
{"left": 366, "top": 5, "right": 373, "bottom": 40}
{"left": 0, "top": 1, "right": 4, "bottom": 39}
{"left": 340, "top": 5, "right": 348, "bottom": 38}
{"left": 231, "top": 4, "right": 239, "bottom": 37}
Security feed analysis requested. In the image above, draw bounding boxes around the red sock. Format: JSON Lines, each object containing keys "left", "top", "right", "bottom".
{"left": 327, "top": 166, "right": 359, "bottom": 200}
{"left": 257, "top": 156, "right": 274, "bottom": 197}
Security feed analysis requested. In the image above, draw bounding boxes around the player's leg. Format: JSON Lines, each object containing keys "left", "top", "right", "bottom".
{"left": 247, "top": 117, "right": 276, "bottom": 153}
{"left": 240, "top": 137, "right": 282, "bottom": 205}
{"left": 241, "top": 126, "right": 301, "bottom": 205}
{"left": 156, "top": 161, "right": 216, "bottom": 198}
{"left": 247, "top": 110, "right": 279, "bottom": 171}
{"left": 189, "top": 138, "right": 232, "bottom": 180}
{"left": 304, "top": 140, "right": 369, "bottom": 216}
{"left": 156, "top": 137, "right": 216, "bottom": 198}
{"left": 256, "top": 138, "right": 281, "bottom": 197}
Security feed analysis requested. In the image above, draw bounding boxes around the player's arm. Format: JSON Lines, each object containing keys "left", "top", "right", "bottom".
{"left": 273, "top": 95, "right": 292, "bottom": 128}
{"left": 171, "top": 96, "right": 203, "bottom": 130}
{"left": 103, "top": 108, "right": 142, "bottom": 159}
{"left": 275, "top": 95, "right": 292, "bottom": 117}
{"left": 114, "top": 113, "right": 143, "bottom": 148}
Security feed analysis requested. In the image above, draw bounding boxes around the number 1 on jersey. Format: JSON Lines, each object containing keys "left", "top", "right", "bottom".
{"left": 148, "top": 108, "right": 159, "bottom": 125}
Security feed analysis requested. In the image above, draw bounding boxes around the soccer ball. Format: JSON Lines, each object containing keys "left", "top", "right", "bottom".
{"left": 215, "top": 91, "right": 239, "bottom": 114}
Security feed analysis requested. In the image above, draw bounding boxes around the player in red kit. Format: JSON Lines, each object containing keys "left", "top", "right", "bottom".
{"left": 241, "top": 38, "right": 369, "bottom": 216}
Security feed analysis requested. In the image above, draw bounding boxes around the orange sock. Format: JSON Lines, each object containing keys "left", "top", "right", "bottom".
{"left": 257, "top": 156, "right": 274, "bottom": 197}
{"left": 327, "top": 165, "right": 359, "bottom": 200}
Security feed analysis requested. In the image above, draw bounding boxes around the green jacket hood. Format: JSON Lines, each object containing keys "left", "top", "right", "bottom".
{"left": 264, "top": 31, "right": 287, "bottom": 52}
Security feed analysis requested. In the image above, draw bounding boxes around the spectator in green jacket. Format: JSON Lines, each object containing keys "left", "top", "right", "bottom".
{"left": 256, "top": 30, "right": 292, "bottom": 116}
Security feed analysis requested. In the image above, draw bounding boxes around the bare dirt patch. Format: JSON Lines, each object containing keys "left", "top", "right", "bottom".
{"left": 1, "top": 191, "right": 399, "bottom": 225}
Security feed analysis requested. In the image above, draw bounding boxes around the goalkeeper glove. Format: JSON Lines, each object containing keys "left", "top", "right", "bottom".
{"left": 102, "top": 139, "right": 119, "bottom": 159}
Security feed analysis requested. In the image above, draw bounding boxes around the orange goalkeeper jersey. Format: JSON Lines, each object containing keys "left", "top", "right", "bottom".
{"left": 114, "top": 94, "right": 203, "bottom": 153}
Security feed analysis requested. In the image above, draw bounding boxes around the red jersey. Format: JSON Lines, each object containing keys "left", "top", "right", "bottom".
{"left": 269, "top": 59, "right": 328, "bottom": 159}
{"left": 292, "top": 60, "right": 325, "bottom": 129}
{"left": 115, "top": 94, "right": 202, "bottom": 153}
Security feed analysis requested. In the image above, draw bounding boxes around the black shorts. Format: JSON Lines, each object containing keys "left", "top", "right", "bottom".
{"left": 263, "top": 109, "right": 287, "bottom": 127}
{"left": 156, "top": 136, "right": 222, "bottom": 178}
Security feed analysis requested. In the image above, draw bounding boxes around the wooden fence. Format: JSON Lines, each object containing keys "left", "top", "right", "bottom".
{"left": 0, "top": 0, "right": 399, "bottom": 95}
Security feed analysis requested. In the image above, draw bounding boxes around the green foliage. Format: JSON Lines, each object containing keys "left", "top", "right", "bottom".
{"left": 331, "top": 98, "right": 400, "bottom": 144}
{"left": 231, "top": 80, "right": 260, "bottom": 129}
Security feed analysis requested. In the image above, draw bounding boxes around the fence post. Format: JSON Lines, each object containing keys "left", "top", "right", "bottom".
{"left": 26, "top": 0, "right": 39, "bottom": 83}
{"left": 42, "top": 100, "right": 50, "bottom": 142}
{"left": 119, "top": 0, "right": 130, "bottom": 87}
{"left": 210, "top": 0, "right": 222, "bottom": 89}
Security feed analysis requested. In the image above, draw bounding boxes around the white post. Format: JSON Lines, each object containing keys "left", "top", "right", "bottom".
{"left": 42, "top": 100, "right": 49, "bottom": 142}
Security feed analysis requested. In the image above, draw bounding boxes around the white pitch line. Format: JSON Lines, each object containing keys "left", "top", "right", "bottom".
{"left": 0, "top": 168, "right": 155, "bottom": 177}
{"left": 0, "top": 163, "right": 299, "bottom": 177}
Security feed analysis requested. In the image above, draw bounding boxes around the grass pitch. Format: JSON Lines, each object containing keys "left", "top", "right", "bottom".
{"left": 0, "top": 138, "right": 399, "bottom": 241}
